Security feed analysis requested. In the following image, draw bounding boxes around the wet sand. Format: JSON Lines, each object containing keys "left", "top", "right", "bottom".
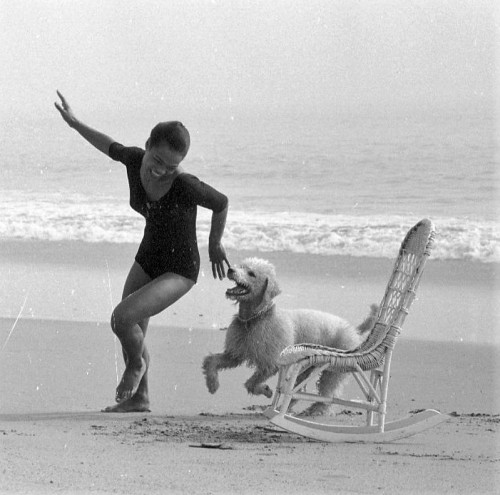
{"left": 0, "top": 240, "right": 498, "bottom": 493}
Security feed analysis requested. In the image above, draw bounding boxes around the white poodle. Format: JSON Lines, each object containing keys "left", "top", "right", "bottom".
{"left": 202, "top": 257, "right": 377, "bottom": 415}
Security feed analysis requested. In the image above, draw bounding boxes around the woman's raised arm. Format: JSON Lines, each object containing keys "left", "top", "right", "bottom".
{"left": 54, "top": 90, "right": 115, "bottom": 156}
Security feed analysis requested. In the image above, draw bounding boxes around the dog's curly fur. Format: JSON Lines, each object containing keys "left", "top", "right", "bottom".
{"left": 202, "top": 257, "right": 377, "bottom": 415}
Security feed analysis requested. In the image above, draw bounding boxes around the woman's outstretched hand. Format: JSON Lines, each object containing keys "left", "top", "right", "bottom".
{"left": 54, "top": 90, "right": 77, "bottom": 127}
{"left": 53, "top": 90, "right": 114, "bottom": 155}
{"left": 209, "top": 242, "right": 230, "bottom": 280}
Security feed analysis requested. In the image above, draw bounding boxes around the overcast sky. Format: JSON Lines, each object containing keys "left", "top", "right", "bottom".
{"left": 0, "top": 0, "right": 496, "bottom": 119}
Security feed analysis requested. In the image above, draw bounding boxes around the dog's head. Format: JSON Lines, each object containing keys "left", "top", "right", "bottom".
{"left": 226, "top": 257, "right": 281, "bottom": 306}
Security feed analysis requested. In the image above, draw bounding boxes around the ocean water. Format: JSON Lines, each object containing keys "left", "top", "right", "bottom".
{"left": 1, "top": 105, "right": 498, "bottom": 263}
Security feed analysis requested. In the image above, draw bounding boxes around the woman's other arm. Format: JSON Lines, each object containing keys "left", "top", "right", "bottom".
{"left": 54, "top": 90, "right": 115, "bottom": 156}
{"left": 209, "top": 204, "right": 230, "bottom": 280}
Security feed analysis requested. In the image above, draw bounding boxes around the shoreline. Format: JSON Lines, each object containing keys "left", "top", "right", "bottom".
{"left": 1, "top": 237, "right": 498, "bottom": 274}
{"left": 0, "top": 239, "right": 497, "bottom": 344}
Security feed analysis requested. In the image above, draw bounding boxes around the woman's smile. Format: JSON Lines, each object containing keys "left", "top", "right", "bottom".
{"left": 150, "top": 166, "right": 171, "bottom": 179}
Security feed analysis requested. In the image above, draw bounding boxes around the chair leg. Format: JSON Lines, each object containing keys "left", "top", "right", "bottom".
{"left": 274, "top": 363, "right": 302, "bottom": 415}
{"left": 376, "top": 352, "right": 394, "bottom": 433}
{"left": 367, "top": 369, "right": 383, "bottom": 427}
{"left": 269, "top": 366, "right": 285, "bottom": 412}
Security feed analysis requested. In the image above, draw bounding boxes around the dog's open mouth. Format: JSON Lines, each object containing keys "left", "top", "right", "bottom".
{"left": 226, "top": 282, "right": 250, "bottom": 299}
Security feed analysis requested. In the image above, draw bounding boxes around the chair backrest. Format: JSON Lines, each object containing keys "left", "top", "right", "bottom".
{"left": 357, "top": 218, "right": 435, "bottom": 355}
{"left": 277, "top": 219, "right": 435, "bottom": 370}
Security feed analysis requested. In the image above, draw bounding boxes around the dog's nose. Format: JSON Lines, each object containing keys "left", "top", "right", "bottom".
{"left": 227, "top": 267, "right": 235, "bottom": 277}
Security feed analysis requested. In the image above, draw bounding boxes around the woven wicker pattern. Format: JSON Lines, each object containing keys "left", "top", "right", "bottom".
{"left": 278, "top": 219, "right": 435, "bottom": 371}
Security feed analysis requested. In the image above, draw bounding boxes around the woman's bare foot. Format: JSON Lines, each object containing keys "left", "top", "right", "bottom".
{"left": 102, "top": 393, "right": 151, "bottom": 413}
{"left": 114, "top": 357, "right": 147, "bottom": 403}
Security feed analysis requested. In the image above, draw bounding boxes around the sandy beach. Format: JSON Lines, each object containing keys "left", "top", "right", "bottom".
{"left": 0, "top": 240, "right": 498, "bottom": 494}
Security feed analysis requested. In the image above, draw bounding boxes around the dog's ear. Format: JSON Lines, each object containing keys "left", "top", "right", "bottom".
{"left": 264, "top": 276, "right": 281, "bottom": 302}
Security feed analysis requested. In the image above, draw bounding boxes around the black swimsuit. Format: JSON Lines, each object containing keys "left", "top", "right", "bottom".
{"left": 109, "top": 142, "right": 228, "bottom": 283}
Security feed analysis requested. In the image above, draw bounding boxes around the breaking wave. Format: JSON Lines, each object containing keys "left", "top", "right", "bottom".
{"left": 0, "top": 193, "right": 497, "bottom": 263}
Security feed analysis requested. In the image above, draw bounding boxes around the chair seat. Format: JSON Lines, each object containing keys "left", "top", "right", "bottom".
{"left": 279, "top": 343, "right": 352, "bottom": 364}
{"left": 278, "top": 342, "right": 388, "bottom": 372}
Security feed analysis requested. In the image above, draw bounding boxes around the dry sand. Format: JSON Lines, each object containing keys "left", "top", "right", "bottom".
{"left": 0, "top": 240, "right": 498, "bottom": 494}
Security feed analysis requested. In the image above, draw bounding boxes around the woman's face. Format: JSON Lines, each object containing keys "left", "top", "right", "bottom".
{"left": 142, "top": 142, "right": 183, "bottom": 182}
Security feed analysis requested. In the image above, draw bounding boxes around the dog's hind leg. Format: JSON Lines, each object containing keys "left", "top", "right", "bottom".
{"left": 244, "top": 366, "right": 278, "bottom": 398}
{"left": 318, "top": 370, "right": 348, "bottom": 398}
{"left": 202, "top": 352, "right": 243, "bottom": 394}
{"left": 301, "top": 371, "right": 348, "bottom": 416}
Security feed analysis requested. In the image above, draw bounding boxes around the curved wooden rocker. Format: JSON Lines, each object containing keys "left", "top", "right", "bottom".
{"left": 264, "top": 219, "right": 449, "bottom": 443}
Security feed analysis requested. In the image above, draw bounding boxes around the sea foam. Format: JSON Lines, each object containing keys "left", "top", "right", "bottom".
{"left": 1, "top": 193, "right": 497, "bottom": 263}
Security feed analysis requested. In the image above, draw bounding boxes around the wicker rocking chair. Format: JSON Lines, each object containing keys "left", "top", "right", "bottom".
{"left": 264, "top": 219, "right": 449, "bottom": 443}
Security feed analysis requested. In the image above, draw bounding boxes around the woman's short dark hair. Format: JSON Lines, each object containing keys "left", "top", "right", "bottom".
{"left": 149, "top": 121, "right": 190, "bottom": 157}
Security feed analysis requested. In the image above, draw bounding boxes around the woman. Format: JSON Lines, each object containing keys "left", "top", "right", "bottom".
{"left": 55, "top": 91, "right": 230, "bottom": 412}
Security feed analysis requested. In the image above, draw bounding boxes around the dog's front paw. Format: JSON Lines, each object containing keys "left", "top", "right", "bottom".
{"left": 205, "top": 375, "right": 219, "bottom": 394}
{"left": 202, "top": 356, "right": 219, "bottom": 394}
{"left": 252, "top": 383, "right": 274, "bottom": 398}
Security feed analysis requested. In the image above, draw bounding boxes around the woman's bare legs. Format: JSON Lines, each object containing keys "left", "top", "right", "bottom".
{"left": 103, "top": 262, "right": 151, "bottom": 412}
{"left": 102, "top": 262, "right": 194, "bottom": 413}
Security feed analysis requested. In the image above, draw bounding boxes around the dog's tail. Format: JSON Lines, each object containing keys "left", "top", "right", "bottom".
{"left": 356, "top": 304, "right": 379, "bottom": 334}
